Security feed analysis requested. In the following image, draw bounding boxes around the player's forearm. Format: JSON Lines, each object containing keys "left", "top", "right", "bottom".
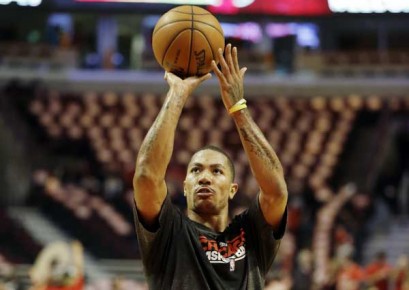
{"left": 232, "top": 109, "right": 287, "bottom": 199}
{"left": 135, "top": 88, "right": 188, "bottom": 181}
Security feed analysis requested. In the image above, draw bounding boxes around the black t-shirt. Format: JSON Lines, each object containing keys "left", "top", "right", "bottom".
{"left": 134, "top": 195, "right": 286, "bottom": 290}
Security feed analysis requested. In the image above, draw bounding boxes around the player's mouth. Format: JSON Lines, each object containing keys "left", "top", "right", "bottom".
{"left": 195, "top": 187, "right": 215, "bottom": 198}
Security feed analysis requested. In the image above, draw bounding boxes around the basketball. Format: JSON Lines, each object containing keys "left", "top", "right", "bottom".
{"left": 152, "top": 5, "right": 225, "bottom": 78}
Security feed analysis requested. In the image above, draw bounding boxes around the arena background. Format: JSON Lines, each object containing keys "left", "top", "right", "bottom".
{"left": 0, "top": 0, "right": 408, "bottom": 289}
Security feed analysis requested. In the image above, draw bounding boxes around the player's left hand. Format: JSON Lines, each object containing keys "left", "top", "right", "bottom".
{"left": 211, "top": 43, "right": 247, "bottom": 111}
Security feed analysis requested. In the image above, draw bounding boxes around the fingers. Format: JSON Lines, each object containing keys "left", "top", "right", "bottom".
{"left": 211, "top": 60, "right": 220, "bottom": 74}
{"left": 189, "top": 72, "right": 212, "bottom": 86}
{"left": 200, "top": 72, "right": 212, "bottom": 82}
{"left": 211, "top": 60, "right": 226, "bottom": 84}
{"left": 218, "top": 47, "right": 231, "bottom": 76}
{"left": 225, "top": 44, "right": 235, "bottom": 75}
{"left": 232, "top": 46, "right": 240, "bottom": 75}
{"left": 217, "top": 43, "right": 243, "bottom": 78}
{"left": 240, "top": 67, "right": 247, "bottom": 78}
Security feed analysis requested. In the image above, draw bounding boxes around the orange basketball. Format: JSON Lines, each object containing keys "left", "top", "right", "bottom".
{"left": 152, "top": 5, "right": 225, "bottom": 79}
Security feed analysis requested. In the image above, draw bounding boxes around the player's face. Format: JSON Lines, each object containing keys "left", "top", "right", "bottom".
{"left": 184, "top": 150, "right": 236, "bottom": 215}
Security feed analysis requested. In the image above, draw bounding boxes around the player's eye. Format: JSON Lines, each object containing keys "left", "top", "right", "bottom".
{"left": 191, "top": 167, "right": 200, "bottom": 173}
{"left": 213, "top": 168, "right": 222, "bottom": 174}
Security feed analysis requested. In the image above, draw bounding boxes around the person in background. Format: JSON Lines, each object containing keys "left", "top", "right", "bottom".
{"left": 292, "top": 249, "right": 313, "bottom": 290}
{"left": 29, "top": 240, "right": 84, "bottom": 290}
{"left": 336, "top": 248, "right": 365, "bottom": 290}
{"left": 365, "top": 251, "right": 392, "bottom": 290}
{"left": 392, "top": 254, "right": 409, "bottom": 290}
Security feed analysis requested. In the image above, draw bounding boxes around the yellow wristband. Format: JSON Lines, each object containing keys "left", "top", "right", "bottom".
{"left": 228, "top": 99, "right": 247, "bottom": 115}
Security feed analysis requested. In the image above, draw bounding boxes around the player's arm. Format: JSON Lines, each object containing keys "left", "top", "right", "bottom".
{"left": 211, "top": 44, "right": 287, "bottom": 231}
{"left": 133, "top": 72, "right": 211, "bottom": 226}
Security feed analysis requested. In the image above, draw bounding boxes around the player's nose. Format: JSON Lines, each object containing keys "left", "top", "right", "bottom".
{"left": 198, "top": 171, "right": 212, "bottom": 185}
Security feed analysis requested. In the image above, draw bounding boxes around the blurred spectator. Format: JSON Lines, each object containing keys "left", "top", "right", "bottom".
{"left": 326, "top": 243, "right": 353, "bottom": 290}
{"left": 79, "top": 173, "right": 101, "bottom": 195}
{"left": 265, "top": 271, "right": 292, "bottom": 290}
{"left": 287, "top": 194, "right": 303, "bottom": 235}
{"left": 111, "top": 276, "right": 123, "bottom": 290}
{"left": 338, "top": 192, "right": 373, "bottom": 263}
{"left": 326, "top": 242, "right": 364, "bottom": 290}
{"left": 336, "top": 252, "right": 365, "bottom": 290}
{"left": 102, "top": 166, "right": 124, "bottom": 200}
{"left": 292, "top": 249, "right": 313, "bottom": 290}
{"left": 334, "top": 225, "right": 354, "bottom": 250}
{"left": 0, "top": 256, "right": 18, "bottom": 290}
{"left": 29, "top": 241, "right": 84, "bottom": 290}
{"left": 365, "top": 251, "right": 392, "bottom": 290}
{"left": 392, "top": 254, "right": 409, "bottom": 290}
{"left": 103, "top": 175, "right": 124, "bottom": 199}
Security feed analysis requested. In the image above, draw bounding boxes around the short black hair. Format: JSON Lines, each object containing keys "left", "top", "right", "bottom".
{"left": 194, "top": 145, "right": 235, "bottom": 181}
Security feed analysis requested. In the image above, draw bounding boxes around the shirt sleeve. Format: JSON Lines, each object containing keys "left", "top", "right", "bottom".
{"left": 245, "top": 195, "right": 287, "bottom": 275}
{"left": 133, "top": 194, "right": 181, "bottom": 268}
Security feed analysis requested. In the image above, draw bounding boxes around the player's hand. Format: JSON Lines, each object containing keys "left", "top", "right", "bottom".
{"left": 211, "top": 43, "right": 247, "bottom": 111}
{"left": 164, "top": 71, "right": 211, "bottom": 97}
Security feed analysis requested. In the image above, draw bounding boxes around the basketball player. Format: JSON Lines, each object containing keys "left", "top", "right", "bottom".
{"left": 133, "top": 43, "right": 288, "bottom": 289}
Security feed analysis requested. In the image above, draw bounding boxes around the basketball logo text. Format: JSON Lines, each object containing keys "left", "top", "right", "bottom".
{"left": 194, "top": 49, "right": 206, "bottom": 74}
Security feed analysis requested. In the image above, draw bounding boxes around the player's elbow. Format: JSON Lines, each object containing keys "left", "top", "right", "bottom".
{"left": 276, "top": 180, "right": 288, "bottom": 201}
{"left": 133, "top": 160, "right": 161, "bottom": 190}
{"left": 134, "top": 167, "right": 152, "bottom": 188}
{"left": 134, "top": 156, "right": 152, "bottom": 178}
{"left": 262, "top": 179, "right": 288, "bottom": 203}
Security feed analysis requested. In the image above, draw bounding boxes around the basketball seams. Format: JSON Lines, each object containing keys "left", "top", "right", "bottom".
{"left": 154, "top": 20, "right": 223, "bottom": 38}
{"left": 194, "top": 29, "right": 215, "bottom": 61}
{"left": 161, "top": 28, "right": 191, "bottom": 66}
{"left": 154, "top": 20, "right": 223, "bottom": 39}
{"left": 172, "top": 5, "right": 211, "bottom": 15}
{"left": 193, "top": 22, "right": 224, "bottom": 38}
{"left": 186, "top": 5, "right": 194, "bottom": 78}
{"left": 171, "top": 11, "right": 211, "bottom": 15}
{"left": 153, "top": 21, "right": 191, "bottom": 36}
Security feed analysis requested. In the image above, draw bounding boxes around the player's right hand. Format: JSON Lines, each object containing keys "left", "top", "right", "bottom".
{"left": 164, "top": 71, "right": 212, "bottom": 97}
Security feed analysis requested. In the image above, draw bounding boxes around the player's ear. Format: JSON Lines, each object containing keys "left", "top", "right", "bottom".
{"left": 229, "top": 183, "right": 238, "bottom": 199}
{"left": 183, "top": 180, "right": 187, "bottom": 197}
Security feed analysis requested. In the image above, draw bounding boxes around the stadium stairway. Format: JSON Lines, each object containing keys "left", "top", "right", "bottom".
{"left": 333, "top": 110, "right": 388, "bottom": 190}
{"left": 0, "top": 105, "right": 31, "bottom": 205}
{"left": 7, "top": 207, "right": 109, "bottom": 281}
{"left": 363, "top": 216, "right": 409, "bottom": 265}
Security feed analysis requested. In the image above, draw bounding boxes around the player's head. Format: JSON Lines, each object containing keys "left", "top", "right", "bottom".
{"left": 184, "top": 145, "right": 238, "bottom": 215}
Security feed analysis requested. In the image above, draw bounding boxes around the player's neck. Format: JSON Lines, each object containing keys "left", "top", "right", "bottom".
{"left": 188, "top": 209, "right": 228, "bottom": 233}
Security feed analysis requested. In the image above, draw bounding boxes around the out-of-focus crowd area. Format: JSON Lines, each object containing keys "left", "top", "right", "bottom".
{"left": 0, "top": 3, "right": 409, "bottom": 290}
